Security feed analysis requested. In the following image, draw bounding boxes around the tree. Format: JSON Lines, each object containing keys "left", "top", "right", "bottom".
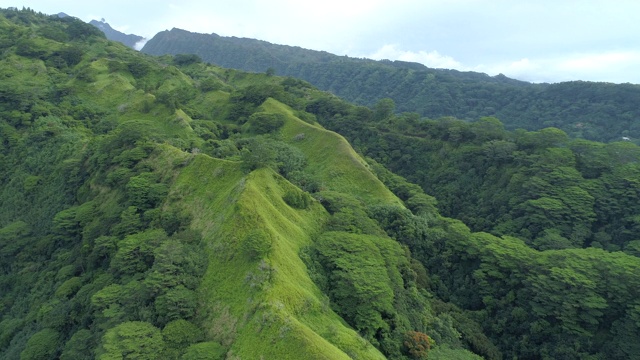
{"left": 110, "top": 229, "right": 166, "bottom": 276}
{"left": 282, "top": 189, "right": 311, "bottom": 209}
{"left": 162, "top": 319, "right": 203, "bottom": 352}
{"left": 182, "top": 342, "right": 226, "bottom": 360}
{"left": 273, "top": 141, "right": 307, "bottom": 177}
{"left": 58, "top": 45, "right": 83, "bottom": 67}
{"left": 20, "top": 328, "right": 61, "bottom": 360}
{"left": 52, "top": 206, "right": 80, "bottom": 238}
{"left": 471, "top": 117, "right": 505, "bottom": 142}
{"left": 112, "top": 206, "right": 142, "bottom": 237}
{"left": 373, "top": 98, "right": 396, "bottom": 121}
{"left": 60, "top": 329, "right": 94, "bottom": 360}
{"left": 403, "top": 331, "right": 432, "bottom": 360}
{"left": 314, "top": 232, "right": 395, "bottom": 343}
{"left": 99, "top": 321, "right": 165, "bottom": 360}
{"left": 173, "top": 54, "right": 202, "bottom": 66}
{"left": 247, "top": 112, "right": 285, "bottom": 134}
{"left": 66, "top": 19, "right": 104, "bottom": 40}
{"left": 126, "top": 173, "right": 168, "bottom": 210}
{"left": 240, "top": 138, "right": 276, "bottom": 171}
{"left": 155, "top": 286, "right": 198, "bottom": 325}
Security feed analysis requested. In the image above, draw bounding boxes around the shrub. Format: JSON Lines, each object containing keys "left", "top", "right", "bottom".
{"left": 283, "top": 190, "right": 311, "bottom": 209}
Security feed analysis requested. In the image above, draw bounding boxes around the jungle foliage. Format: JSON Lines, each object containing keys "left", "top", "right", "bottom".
{"left": 305, "top": 94, "right": 640, "bottom": 359}
{"left": 2, "top": 7, "right": 640, "bottom": 360}
{"left": 0, "top": 8, "right": 472, "bottom": 360}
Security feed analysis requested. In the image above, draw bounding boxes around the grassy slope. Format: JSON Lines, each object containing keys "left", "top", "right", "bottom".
{"left": 265, "top": 98, "right": 402, "bottom": 206}
{"left": 58, "top": 36, "right": 394, "bottom": 357}
{"left": 167, "top": 97, "right": 408, "bottom": 358}
{"left": 173, "top": 155, "right": 385, "bottom": 359}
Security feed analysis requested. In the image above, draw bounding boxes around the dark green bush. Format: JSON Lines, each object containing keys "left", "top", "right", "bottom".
{"left": 282, "top": 190, "right": 311, "bottom": 209}
{"left": 248, "top": 112, "right": 285, "bottom": 134}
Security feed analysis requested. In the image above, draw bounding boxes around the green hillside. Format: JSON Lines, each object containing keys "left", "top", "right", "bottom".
{"left": 141, "top": 28, "right": 640, "bottom": 143}
{"left": 0, "top": 8, "right": 478, "bottom": 360}
{"left": 2, "top": 7, "right": 640, "bottom": 360}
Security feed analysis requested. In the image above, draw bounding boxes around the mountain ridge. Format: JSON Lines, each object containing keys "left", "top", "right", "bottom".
{"left": 0, "top": 8, "right": 479, "bottom": 359}
{"left": 2, "top": 8, "right": 640, "bottom": 360}
{"left": 144, "top": 28, "right": 529, "bottom": 85}
{"left": 141, "top": 27, "right": 640, "bottom": 143}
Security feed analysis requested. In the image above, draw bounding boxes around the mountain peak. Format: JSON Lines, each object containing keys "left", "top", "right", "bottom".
{"left": 89, "top": 18, "right": 145, "bottom": 49}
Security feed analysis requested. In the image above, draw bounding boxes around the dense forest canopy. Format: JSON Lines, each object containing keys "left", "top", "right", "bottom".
{"left": 141, "top": 28, "right": 640, "bottom": 144}
{"left": 312, "top": 102, "right": 640, "bottom": 253}
{"left": 304, "top": 95, "right": 640, "bottom": 358}
{"left": 1, "top": 7, "right": 640, "bottom": 360}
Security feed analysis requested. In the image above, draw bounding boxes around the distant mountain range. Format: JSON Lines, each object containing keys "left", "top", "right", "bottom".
{"left": 140, "top": 28, "right": 640, "bottom": 143}
{"left": 91, "top": 23, "right": 640, "bottom": 143}
{"left": 140, "top": 28, "right": 527, "bottom": 86}
{"left": 89, "top": 19, "right": 144, "bottom": 49}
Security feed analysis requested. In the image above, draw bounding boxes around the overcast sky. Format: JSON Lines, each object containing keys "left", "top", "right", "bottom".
{"left": 5, "top": 0, "right": 640, "bottom": 84}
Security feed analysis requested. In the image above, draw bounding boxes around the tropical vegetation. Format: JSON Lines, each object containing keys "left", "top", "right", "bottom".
{"left": 1, "top": 7, "right": 639, "bottom": 360}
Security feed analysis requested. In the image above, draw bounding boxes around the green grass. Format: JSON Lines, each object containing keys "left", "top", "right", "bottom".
{"left": 164, "top": 95, "right": 409, "bottom": 358}
{"left": 263, "top": 98, "right": 403, "bottom": 206}
{"left": 171, "top": 153, "right": 386, "bottom": 359}
{"left": 1, "top": 25, "right": 400, "bottom": 356}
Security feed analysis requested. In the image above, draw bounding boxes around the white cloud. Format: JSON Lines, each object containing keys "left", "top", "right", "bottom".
{"left": 281, "top": 0, "right": 388, "bottom": 18}
{"left": 366, "top": 44, "right": 464, "bottom": 69}
{"left": 111, "top": 24, "right": 132, "bottom": 34}
{"left": 475, "top": 51, "right": 640, "bottom": 84}
{"left": 473, "top": 58, "right": 547, "bottom": 83}
{"left": 362, "top": 46, "right": 640, "bottom": 84}
{"left": 133, "top": 39, "right": 148, "bottom": 51}
{"left": 556, "top": 51, "right": 640, "bottom": 72}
